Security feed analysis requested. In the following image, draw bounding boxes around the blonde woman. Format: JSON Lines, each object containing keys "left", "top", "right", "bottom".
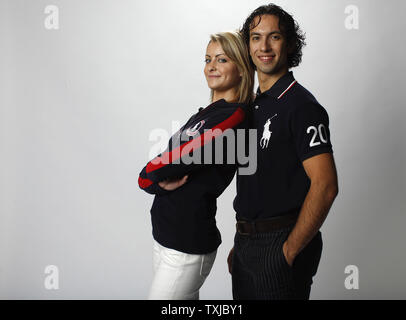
{"left": 138, "top": 31, "right": 254, "bottom": 300}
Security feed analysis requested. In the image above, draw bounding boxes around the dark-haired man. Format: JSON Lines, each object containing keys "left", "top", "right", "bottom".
{"left": 229, "top": 4, "right": 338, "bottom": 300}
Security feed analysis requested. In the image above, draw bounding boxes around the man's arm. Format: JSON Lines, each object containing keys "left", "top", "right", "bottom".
{"left": 282, "top": 152, "right": 338, "bottom": 266}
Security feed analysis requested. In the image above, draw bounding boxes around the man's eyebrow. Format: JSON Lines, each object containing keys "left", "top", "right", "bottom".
{"left": 250, "top": 31, "right": 282, "bottom": 36}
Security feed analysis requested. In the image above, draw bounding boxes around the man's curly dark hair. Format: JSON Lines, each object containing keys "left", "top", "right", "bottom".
{"left": 240, "top": 3, "right": 306, "bottom": 69}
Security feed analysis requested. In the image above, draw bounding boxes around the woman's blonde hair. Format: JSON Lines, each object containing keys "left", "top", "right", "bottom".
{"left": 209, "top": 31, "right": 254, "bottom": 105}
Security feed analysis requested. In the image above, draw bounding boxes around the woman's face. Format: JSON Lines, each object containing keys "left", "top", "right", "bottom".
{"left": 204, "top": 41, "right": 241, "bottom": 93}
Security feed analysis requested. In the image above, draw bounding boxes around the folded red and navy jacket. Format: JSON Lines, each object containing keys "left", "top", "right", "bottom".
{"left": 138, "top": 98, "right": 247, "bottom": 195}
{"left": 138, "top": 98, "right": 249, "bottom": 254}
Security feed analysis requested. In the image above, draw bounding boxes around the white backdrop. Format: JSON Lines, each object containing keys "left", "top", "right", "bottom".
{"left": 1, "top": 0, "right": 405, "bottom": 299}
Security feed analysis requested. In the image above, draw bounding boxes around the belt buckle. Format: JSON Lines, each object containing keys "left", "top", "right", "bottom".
{"left": 237, "top": 221, "right": 252, "bottom": 236}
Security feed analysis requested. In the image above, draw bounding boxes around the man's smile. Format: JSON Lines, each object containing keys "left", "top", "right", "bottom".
{"left": 258, "top": 55, "right": 275, "bottom": 63}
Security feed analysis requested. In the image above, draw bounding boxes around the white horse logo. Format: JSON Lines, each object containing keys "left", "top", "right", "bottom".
{"left": 260, "top": 114, "right": 277, "bottom": 149}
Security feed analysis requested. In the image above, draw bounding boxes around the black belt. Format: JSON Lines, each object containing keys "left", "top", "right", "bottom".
{"left": 236, "top": 212, "right": 298, "bottom": 235}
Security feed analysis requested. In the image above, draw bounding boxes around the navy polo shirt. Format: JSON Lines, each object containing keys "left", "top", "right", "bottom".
{"left": 233, "top": 71, "right": 333, "bottom": 221}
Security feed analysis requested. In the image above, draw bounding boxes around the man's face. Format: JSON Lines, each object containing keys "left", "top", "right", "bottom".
{"left": 249, "top": 14, "right": 288, "bottom": 76}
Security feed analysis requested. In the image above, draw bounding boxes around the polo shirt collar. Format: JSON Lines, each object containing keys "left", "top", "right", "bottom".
{"left": 256, "top": 71, "right": 297, "bottom": 99}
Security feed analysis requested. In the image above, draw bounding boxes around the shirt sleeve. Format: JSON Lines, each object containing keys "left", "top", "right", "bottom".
{"left": 138, "top": 166, "right": 171, "bottom": 196}
{"left": 138, "top": 106, "right": 246, "bottom": 192}
{"left": 290, "top": 102, "right": 333, "bottom": 162}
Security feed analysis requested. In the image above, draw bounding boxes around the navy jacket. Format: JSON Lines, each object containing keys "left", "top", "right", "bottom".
{"left": 139, "top": 99, "right": 248, "bottom": 254}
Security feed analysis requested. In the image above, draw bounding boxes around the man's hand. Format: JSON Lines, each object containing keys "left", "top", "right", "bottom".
{"left": 227, "top": 247, "right": 234, "bottom": 274}
{"left": 158, "top": 175, "right": 188, "bottom": 191}
{"left": 282, "top": 241, "right": 294, "bottom": 267}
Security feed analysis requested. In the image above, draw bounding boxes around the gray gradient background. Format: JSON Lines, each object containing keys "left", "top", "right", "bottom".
{"left": 1, "top": 0, "right": 405, "bottom": 299}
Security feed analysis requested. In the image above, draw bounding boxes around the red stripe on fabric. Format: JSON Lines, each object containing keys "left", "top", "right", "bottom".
{"left": 146, "top": 107, "right": 245, "bottom": 174}
{"left": 278, "top": 80, "right": 297, "bottom": 99}
{"left": 138, "top": 175, "right": 154, "bottom": 189}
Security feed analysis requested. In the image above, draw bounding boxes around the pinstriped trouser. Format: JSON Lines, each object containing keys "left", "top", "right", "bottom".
{"left": 231, "top": 226, "right": 322, "bottom": 300}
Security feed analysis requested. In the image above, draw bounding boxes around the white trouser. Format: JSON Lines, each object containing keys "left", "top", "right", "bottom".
{"left": 148, "top": 240, "right": 217, "bottom": 300}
